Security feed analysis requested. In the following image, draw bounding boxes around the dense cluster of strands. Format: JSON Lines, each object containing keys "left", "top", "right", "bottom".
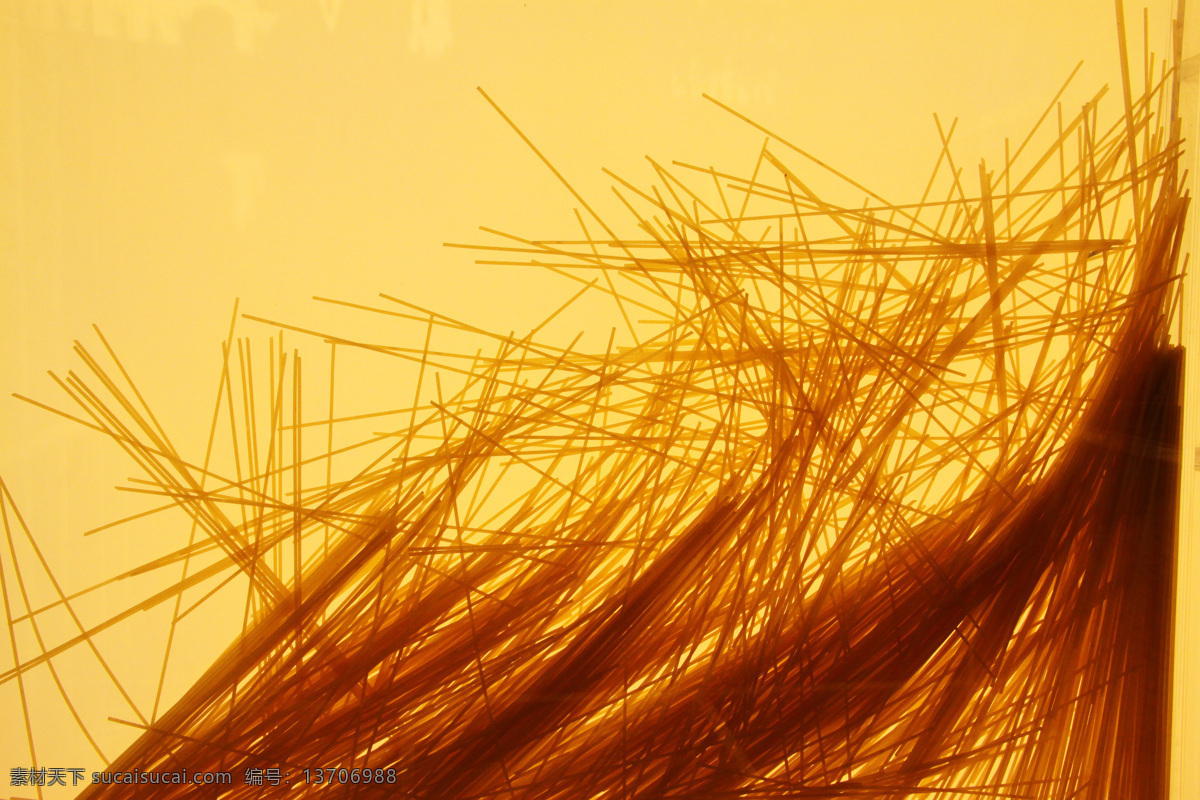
{"left": 0, "top": 60, "right": 1186, "bottom": 800}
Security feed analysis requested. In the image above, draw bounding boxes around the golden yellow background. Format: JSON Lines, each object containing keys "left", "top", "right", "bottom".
{"left": 1, "top": 1, "right": 1195, "bottom": 798}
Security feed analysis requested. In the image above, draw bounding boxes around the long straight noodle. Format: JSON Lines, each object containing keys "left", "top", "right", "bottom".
{"left": 1, "top": 28, "right": 1186, "bottom": 800}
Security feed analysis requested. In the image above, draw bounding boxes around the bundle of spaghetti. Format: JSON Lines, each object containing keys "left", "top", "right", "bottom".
{"left": 1, "top": 52, "right": 1183, "bottom": 800}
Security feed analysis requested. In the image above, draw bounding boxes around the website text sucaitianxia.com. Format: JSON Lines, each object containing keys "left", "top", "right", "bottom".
{"left": 10, "top": 766, "right": 402, "bottom": 788}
